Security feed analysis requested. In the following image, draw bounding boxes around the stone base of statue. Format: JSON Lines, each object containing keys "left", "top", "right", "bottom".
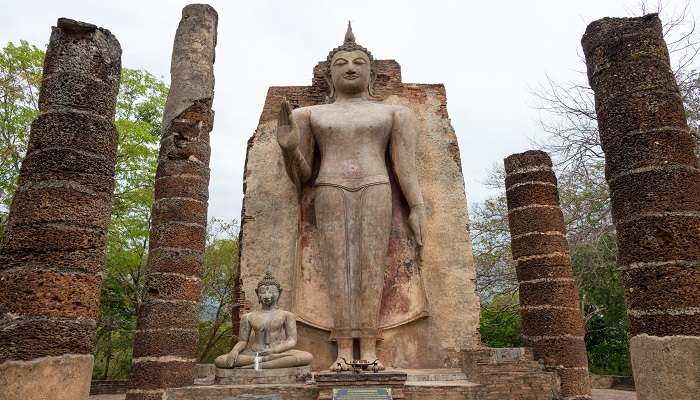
{"left": 215, "top": 366, "right": 312, "bottom": 385}
{"left": 172, "top": 363, "right": 557, "bottom": 400}
{"left": 166, "top": 383, "right": 316, "bottom": 400}
{"left": 168, "top": 368, "right": 488, "bottom": 400}
{"left": 315, "top": 370, "right": 408, "bottom": 399}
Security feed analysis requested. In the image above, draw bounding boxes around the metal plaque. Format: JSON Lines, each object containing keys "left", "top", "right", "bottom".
{"left": 332, "top": 388, "right": 392, "bottom": 400}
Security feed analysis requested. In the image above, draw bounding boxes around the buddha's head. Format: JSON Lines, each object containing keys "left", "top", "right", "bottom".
{"left": 255, "top": 270, "right": 282, "bottom": 307}
{"left": 325, "top": 21, "right": 375, "bottom": 101}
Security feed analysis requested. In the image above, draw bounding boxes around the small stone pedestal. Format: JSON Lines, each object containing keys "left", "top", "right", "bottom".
{"left": 315, "top": 371, "right": 407, "bottom": 399}
{"left": 215, "top": 366, "right": 311, "bottom": 385}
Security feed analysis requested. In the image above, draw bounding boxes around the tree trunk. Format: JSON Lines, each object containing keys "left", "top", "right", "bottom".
{"left": 102, "top": 329, "right": 113, "bottom": 380}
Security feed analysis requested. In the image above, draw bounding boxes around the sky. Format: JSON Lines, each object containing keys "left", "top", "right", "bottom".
{"left": 1, "top": 0, "right": 696, "bottom": 223}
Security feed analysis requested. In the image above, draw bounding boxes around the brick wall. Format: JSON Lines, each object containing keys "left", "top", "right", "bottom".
{"left": 462, "top": 347, "right": 560, "bottom": 400}
{"left": 90, "top": 380, "right": 128, "bottom": 395}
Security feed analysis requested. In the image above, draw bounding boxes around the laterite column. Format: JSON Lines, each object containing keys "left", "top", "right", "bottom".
{"left": 126, "top": 5, "right": 217, "bottom": 400}
{"left": 0, "top": 18, "right": 121, "bottom": 400}
{"left": 582, "top": 14, "right": 699, "bottom": 400}
{"left": 504, "top": 151, "right": 591, "bottom": 400}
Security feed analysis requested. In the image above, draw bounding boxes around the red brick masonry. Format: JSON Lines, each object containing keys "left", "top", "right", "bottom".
{"left": 582, "top": 14, "right": 700, "bottom": 399}
{"left": 0, "top": 18, "right": 121, "bottom": 365}
{"left": 126, "top": 5, "right": 217, "bottom": 400}
{"left": 504, "top": 150, "right": 591, "bottom": 400}
{"left": 581, "top": 12, "right": 700, "bottom": 343}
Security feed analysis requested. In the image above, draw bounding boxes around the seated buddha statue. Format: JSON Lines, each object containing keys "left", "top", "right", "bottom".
{"left": 214, "top": 271, "right": 313, "bottom": 369}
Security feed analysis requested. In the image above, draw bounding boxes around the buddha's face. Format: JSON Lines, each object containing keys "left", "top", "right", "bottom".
{"left": 257, "top": 284, "right": 280, "bottom": 307}
{"left": 330, "top": 50, "right": 371, "bottom": 96}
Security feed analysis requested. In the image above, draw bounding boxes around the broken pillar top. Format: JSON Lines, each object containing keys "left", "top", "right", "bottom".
{"left": 581, "top": 13, "right": 662, "bottom": 56}
{"left": 46, "top": 17, "right": 121, "bottom": 87}
{"left": 57, "top": 17, "right": 98, "bottom": 33}
{"left": 504, "top": 150, "right": 552, "bottom": 174}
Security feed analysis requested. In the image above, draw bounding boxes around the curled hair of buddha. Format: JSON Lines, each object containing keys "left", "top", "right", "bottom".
{"left": 326, "top": 21, "right": 374, "bottom": 64}
{"left": 256, "top": 270, "right": 282, "bottom": 294}
{"left": 324, "top": 21, "right": 376, "bottom": 101}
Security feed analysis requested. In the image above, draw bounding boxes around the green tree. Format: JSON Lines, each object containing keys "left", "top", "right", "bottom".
{"left": 471, "top": 167, "right": 516, "bottom": 302}
{"left": 92, "top": 68, "right": 168, "bottom": 379}
{"left": 571, "top": 232, "right": 630, "bottom": 375}
{"left": 0, "top": 41, "right": 43, "bottom": 235}
{"left": 197, "top": 218, "right": 240, "bottom": 363}
{"left": 479, "top": 293, "right": 522, "bottom": 348}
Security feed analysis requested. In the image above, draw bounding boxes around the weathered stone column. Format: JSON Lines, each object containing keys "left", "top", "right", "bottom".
{"left": 126, "top": 5, "right": 217, "bottom": 400}
{"left": 0, "top": 18, "right": 121, "bottom": 400}
{"left": 582, "top": 14, "right": 700, "bottom": 400}
{"left": 504, "top": 151, "right": 591, "bottom": 400}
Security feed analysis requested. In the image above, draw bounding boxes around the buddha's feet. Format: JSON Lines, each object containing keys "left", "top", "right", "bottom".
{"left": 373, "top": 359, "right": 386, "bottom": 371}
{"left": 329, "top": 357, "right": 352, "bottom": 372}
{"left": 361, "top": 351, "right": 385, "bottom": 371}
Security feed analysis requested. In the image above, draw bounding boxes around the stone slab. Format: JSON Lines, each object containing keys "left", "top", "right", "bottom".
{"left": 333, "top": 388, "right": 391, "bottom": 400}
{"left": 630, "top": 335, "right": 699, "bottom": 400}
{"left": 216, "top": 366, "right": 312, "bottom": 385}
{"left": 315, "top": 371, "right": 407, "bottom": 384}
{"left": 315, "top": 371, "right": 407, "bottom": 400}
{"left": 0, "top": 354, "right": 93, "bottom": 400}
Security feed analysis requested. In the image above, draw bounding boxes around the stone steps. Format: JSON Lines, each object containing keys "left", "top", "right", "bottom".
{"left": 403, "top": 368, "right": 469, "bottom": 382}
{"left": 405, "top": 379, "right": 481, "bottom": 400}
{"left": 406, "top": 380, "right": 480, "bottom": 387}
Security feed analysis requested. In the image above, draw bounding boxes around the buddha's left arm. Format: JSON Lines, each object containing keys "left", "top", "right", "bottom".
{"left": 391, "top": 107, "right": 423, "bottom": 207}
{"left": 391, "top": 107, "right": 426, "bottom": 245}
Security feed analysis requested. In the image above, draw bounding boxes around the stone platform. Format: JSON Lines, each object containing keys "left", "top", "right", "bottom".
{"left": 174, "top": 351, "right": 552, "bottom": 399}
{"left": 167, "top": 368, "right": 482, "bottom": 400}
{"left": 91, "top": 388, "right": 638, "bottom": 400}
{"left": 215, "top": 366, "right": 312, "bottom": 385}
{"left": 184, "top": 356, "right": 561, "bottom": 399}
{"left": 166, "top": 382, "right": 481, "bottom": 400}
{"left": 167, "top": 383, "right": 315, "bottom": 400}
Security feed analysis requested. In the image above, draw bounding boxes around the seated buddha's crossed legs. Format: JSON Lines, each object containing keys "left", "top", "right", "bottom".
{"left": 214, "top": 349, "right": 312, "bottom": 369}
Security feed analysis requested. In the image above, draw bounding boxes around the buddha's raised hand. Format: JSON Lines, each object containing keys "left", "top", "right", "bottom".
{"left": 276, "top": 99, "right": 299, "bottom": 151}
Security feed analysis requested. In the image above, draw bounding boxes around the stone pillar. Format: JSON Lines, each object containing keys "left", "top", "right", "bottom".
{"left": 0, "top": 18, "right": 121, "bottom": 400}
{"left": 504, "top": 151, "right": 591, "bottom": 400}
{"left": 126, "top": 5, "right": 217, "bottom": 400}
{"left": 582, "top": 14, "right": 700, "bottom": 400}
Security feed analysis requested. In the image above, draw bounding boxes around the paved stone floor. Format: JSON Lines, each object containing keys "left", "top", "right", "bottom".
{"left": 89, "top": 396, "right": 124, "bottom": 400}
{"left": 89, "top": 389, "right": 637, "bottom": 399}
{"left": 592, "top": 389, "right": 638, "bottom": 399}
